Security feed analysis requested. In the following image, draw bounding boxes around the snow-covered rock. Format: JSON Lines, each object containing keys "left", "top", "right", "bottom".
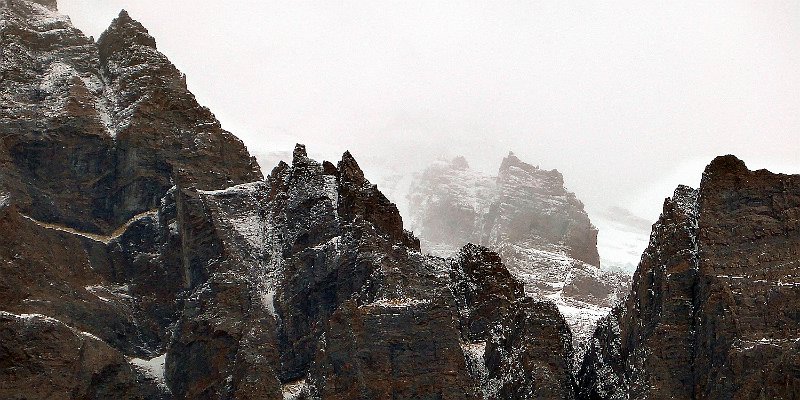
{"left": 407, "top": 154, "right": 631, "bottom": 363}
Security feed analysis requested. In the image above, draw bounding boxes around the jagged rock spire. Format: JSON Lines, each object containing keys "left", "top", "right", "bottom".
{"left": 338, "top": 150, "right": 366, "bottom": 185}
{"left": 292, "top": 143, "right": 308, "bottom": 164}
{"left": 97, "top": 9, "right": 157, "bottom": 60}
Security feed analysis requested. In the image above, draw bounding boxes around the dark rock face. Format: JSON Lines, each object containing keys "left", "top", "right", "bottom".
{"left": 0, "top": 178, "right": 183, "bottom": 398}
{"left": 485, "top": 299, "right": 576, "bottom": 400}
{"left": 408, "top": 154, "right": 630, "bottom": 362}
{"left": 0, "top": 312, "right": 164, "bottom": 400}
{"left": 1, "top": 132, "right": 578, "bottom": 399}
{"left": 28, "top": 2, "right": 800, "bottom": 400}
{"left": 0, "top": 0, "right": 261, "bottom": 235}
{"left": 577, "top": 155, "right": 800, "bottom": 399}
{"left": 450, "top": 243, "right": 524, "bottom": 341}
{"left": 163, "top": 147, "right": 575, "bottom": 399}
{"left": 449, "top": 245, "right": 576, "bottom": 400}
{"left": 0, "top": 1, "right": 256, "bottom": 397}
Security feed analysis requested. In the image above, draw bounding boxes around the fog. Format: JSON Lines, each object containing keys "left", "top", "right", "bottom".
{"left": 59, "top": 1, "right": 800, "bottom": 267}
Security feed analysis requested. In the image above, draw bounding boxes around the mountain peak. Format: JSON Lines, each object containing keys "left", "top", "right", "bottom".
{"left": 499, "top": 151, "right": 541, "bottom": 173}
{"left": 702, "top": 154, "right": 747, "bottom": 177}
{"left": 97, "top": 9, "right": 157, "bottom": 54}
{"left": 505, "top": 150, "right": 520, "bottom": 162}
{"left": 292, "top": 143, "right": 308, "bottom": 164}
{"left": 339, "top": 150, "right": 366, "bottom": 185}
{"left": 700, "top": 154, "right": 749, "bottom": 190}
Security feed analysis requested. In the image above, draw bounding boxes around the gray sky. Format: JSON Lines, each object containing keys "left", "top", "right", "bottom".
{"left": 60, "top": 0, "right": 800, "bottom": 224}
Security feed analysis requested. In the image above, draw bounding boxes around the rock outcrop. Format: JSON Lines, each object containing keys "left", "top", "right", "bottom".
{"left": 408, "top": 153, "right": 599, "bottom": 264}
{"left": 7, "top": 2, "right": 797, "bottom": 399}
{"left": 163, "top": 146, "right": 576, "bottom": 399}
{"left": 577, "top": 155, "right": 800, "bottom": 399}
{"left": 0, "top": 3, "right": 577, "bottom": 398}
{"left": 408, "top": 154, "right": 630, "bottom": 361}
{"left": 0, "top": 0, "right": 261, "bottom": 235}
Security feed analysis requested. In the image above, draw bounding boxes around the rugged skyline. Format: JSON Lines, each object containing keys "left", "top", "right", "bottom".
{"left": 2, "top": 1, "right": 797, "bottom": 397}
{"left": 41, "top": 0, "right": 795, "bottom": 281}
{"left": 57, "top": 1, "right": 800, "bottom": 228}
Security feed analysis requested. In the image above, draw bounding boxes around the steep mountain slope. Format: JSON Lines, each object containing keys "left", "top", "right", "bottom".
{"left": 0, "top": 0, "right": 261, "bottom": 235}
{"left": 407, "top": 154, "right": 630, "bottom": 359}
{"left": 577, "top": 155, "right": 800, "bottom": 399}
{"left": 0, "top": 2, "right": 577, "bottom": 398}
{"left": 163, "top": 146, "right": 576, "bottom": 399}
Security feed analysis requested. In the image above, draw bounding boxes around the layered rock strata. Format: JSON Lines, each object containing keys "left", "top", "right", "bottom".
{"left": 577, "top": 155, "right": 800, "bottom": 399}
{"left": 408, "top": 154, "right": 630, "bottom": 359}
{"left": 0, "top": 0, "right": 261, "bottom": 235}
{"left": 0, "top": 3, "right": 577, "bottom": 398}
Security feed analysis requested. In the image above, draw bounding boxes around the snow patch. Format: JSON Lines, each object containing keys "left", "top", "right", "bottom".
{"left": 0, "top": 311, "right": 104, "bottom": 343}
{"left": 85, "top": 284, "right": 132, "bottom": 302}
{"left": 229, "top": 213, "right": 263, "bottom": 250}
{"left": 323, "top": 174, "right": 338, "bottom": 207}
{"left": 21, "top": 209, "right": 157, "bottom": 244}
{"left": 282, "top": 378, "right": 310, "bottom": 400}
{"left": 462, "top": 341, "right": 488, "bottom": 388}
{"left": 26, "top": 1, "right": 71, "bottom": 30}
{"left": 129, "top": 353, "right": 168, "bottom": 390}
{"left": 363, "top": 297, "right": 430, "bottom": 309}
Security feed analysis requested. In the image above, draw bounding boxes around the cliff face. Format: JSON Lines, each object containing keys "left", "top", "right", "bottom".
{"left": 408, "top": 153, "right": 599, "bottom": 265}
{"left": 0, "top": 0, "right": 261, "bottom": 235}
{"left": 0, "top": 142, "right": 578, "bottom": 399}
{"left": 148, "top": 145, "right": 576, "bottom": 399}
{"left": 1, "top": 2, "right": 258, "bottom": 396}
{"left": 0, "top": 3, "right": 577, "bottom": 398}
{"left": 577, "top": 155, "right": 800, "bottom": 399}
{"left": 408, "top": 154, "right": 630, "bottom": 361}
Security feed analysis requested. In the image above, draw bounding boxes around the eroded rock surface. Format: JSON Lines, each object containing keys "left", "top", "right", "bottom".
{"left": 164, "top": 146, "right": 576, "bottom": 399}
{"left": 0, "top": 0, "right": 261, "bottom": 235}
{"left": 408, "top": 154, "right": 630, "bottom": 361}
{"left": 577, "top": 155, "right": 800, "bottom": 400}
{"left": 0, "top": 4, "right": 578, "bottom": 394}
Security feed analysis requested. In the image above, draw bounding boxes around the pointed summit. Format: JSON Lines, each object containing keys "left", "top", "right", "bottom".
{"left": 97, "top": 9, "right": 157, "bottom": 60}
{"left": 292, "top": 143, "right": 308, "bottom": 164}
{"left": 338, "top": 150, "right": 366, "bottom": 185}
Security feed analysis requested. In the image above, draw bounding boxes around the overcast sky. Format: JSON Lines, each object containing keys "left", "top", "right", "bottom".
{"left": 59, "top": 1, "right": 800, "bottom": 224}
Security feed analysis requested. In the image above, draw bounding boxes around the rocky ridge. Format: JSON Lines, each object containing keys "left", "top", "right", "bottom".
{"left": 407, "top": 154, "right": 631, "bottom": 360}
{"left": 3, "top": 2, "right": 798, "bottom": 399}
{"left": 0, "top": 0, "right": 261, "bottom": 235}
{"left": 577, "top": 155, "right": 800, "bottom": 399}
{"left": 0, "top": 2, "right": 576, "bottom": 398}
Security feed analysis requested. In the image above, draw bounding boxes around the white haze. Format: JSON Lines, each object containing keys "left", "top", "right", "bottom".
{"left": 59, "top": 1, "right": 800, "bottom": 269}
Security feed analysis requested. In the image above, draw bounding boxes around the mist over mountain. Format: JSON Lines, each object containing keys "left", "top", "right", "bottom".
{"left": 58, "top": 0, "right": 800, "bottom": 224}
{"left": 2, "top": 1, "right": 799, "bottom": 399}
